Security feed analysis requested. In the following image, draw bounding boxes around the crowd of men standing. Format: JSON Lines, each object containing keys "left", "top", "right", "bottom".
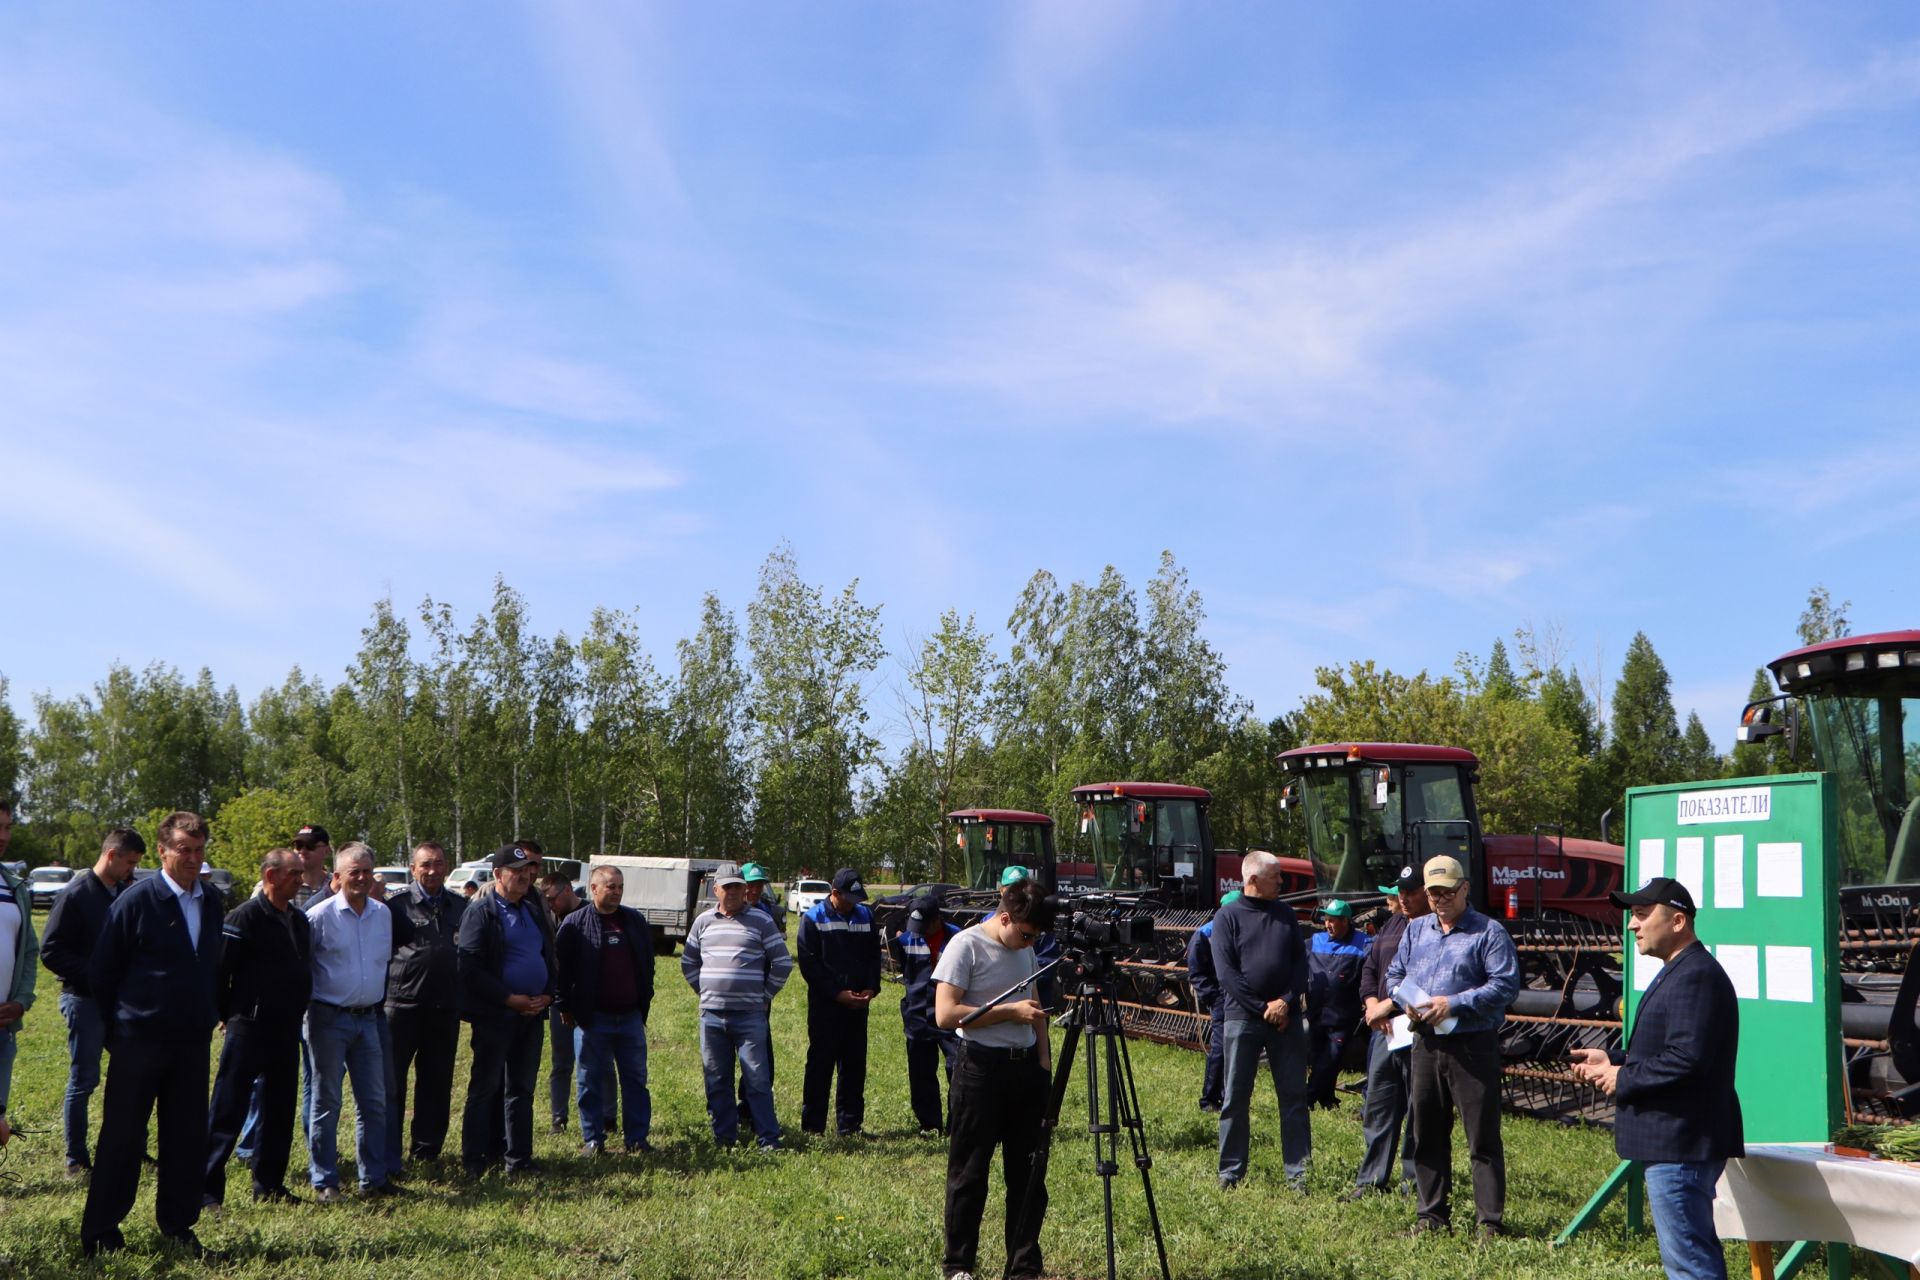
{"left": 18, "top": 810, "right": 906, "bottom": 1262}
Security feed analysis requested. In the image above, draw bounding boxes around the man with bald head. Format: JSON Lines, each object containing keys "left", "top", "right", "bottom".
{"left": 1211, "top": 849, "right": 1312, "bottom": 1191}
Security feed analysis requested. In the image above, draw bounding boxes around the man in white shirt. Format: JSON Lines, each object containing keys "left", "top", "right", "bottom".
{"left": 932, "top": 879, "right": 1057, "bottom": 1280}
{"left": 304, "top": 843, "right": 400, "bottom": 1201}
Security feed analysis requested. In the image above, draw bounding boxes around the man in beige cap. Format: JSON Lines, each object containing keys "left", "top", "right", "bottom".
{"left": 1382, "top": 854, "right": 1519, "bottom": 1241}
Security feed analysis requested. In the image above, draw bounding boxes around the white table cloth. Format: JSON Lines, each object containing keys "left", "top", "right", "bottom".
{"left": 1714, "top": 1143, "right": 1920, "bottom": 1265}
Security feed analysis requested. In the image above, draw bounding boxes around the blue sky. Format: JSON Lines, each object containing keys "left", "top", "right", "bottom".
{"left": 4, "top": 3, "right": 1919, "bottom": 749}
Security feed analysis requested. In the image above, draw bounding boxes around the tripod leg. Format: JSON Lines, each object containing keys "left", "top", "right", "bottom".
{"left": 1111, "top": 1021, "right": 1173, "bottom": 1280}
{"left": 1013, "top": 1019, "right": 1078, "bottom": 1254}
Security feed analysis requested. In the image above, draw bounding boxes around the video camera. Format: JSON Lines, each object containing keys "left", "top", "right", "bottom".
{"left": 1048, "top": 893, "right": 1155, "bottom": 955}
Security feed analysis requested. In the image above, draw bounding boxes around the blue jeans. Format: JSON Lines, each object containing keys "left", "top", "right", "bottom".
{"left": 59, "top": 992, "right": 107, "bottom": 1165}
{"left": 305, "top": 1004, "right": 391, "bottom": 1190}
{"left": 1644, "top": 1159, "right": 1729, "bottom": 1280}
{"left": 576, "top": 1012, "right": 650, "bottom": 1148}
{"left": 699, "top": 1009, "right": 779, "bottom": 1148}
{"left": 1218, "top": 1016, "right": 1311, "bottom": 1184}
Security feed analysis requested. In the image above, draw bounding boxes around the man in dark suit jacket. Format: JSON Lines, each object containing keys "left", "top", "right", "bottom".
{"left": 81, "top": 811, "right": 226, "bottom": 1260}
{"left": 1574, "top": 876, "right": 1743, "bottom": 1280}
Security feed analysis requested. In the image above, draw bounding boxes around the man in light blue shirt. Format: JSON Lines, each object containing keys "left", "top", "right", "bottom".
{"left": 1383, "top": 855, "right": 1519, "bottom": 1239}
{"left": 304, "top": 843, "right": 400, "bottom": 1201}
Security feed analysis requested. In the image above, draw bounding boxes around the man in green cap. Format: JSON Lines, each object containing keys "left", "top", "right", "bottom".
{"left": 1306, "top": 898, "right": 1369, "bottom": 1109}
{"left": 736, "top": 862, "right": 784, "bottom": 1122}
{"left": 742, "top": 862, "right": 785, "bottom": 933}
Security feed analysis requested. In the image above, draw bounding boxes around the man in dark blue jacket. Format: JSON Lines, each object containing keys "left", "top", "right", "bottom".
{"left": 81, "top": 811, "right": 225, "bottom": 1260}
{"left": 1306, "top": 899, "right": 1369, "bottom": 1109}
{"left": 1211, "top": 851, "right": 1311, "bottom": 1190}
{"left": 554, "top": 865, "right": 656, "bottom": 1155}
{"left": 1574, "top": 878, "right": 1742, "bottom": 1280}
{"left": 796, "top": 867, "right": 882, "bottom": 1137}
{"left": 40, "top": 827, "right": 143, "bottom": 1177}
{"left": 456, "top": 845, "right": 557, "bottom": 1178}
{"left": 1186, "top": 890, "right": 1239, "bottom": 1112}
{"left": 888, "top": 891, "right": 960, "bottom": 1132}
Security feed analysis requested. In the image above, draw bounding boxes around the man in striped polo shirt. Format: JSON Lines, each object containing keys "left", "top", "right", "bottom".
{"left": 681, "top": 871, "right": 793, "bottom": 1150}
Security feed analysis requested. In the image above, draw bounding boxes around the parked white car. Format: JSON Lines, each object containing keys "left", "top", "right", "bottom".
{"left": 785, "top": 878, "right": 831, "bottom": 916}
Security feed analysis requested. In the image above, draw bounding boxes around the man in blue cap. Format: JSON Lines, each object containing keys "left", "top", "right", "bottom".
{"left": 796, "top": 867, "right": 881, "bottom": 1137}
{"left": 1187, "top": 890, "right": 1240, "bottom": 1111}
{"left": 1307, "top": 899, "right": 1369, "bottom": 1109}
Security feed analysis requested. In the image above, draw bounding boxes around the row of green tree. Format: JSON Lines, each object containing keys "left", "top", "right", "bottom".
{"left": 0, "top": 552, "right": 1839, "bottom": 885}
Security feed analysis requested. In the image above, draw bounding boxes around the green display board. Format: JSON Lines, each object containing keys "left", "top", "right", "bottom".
{"left": 1623, "top": 772, "right": 1842, "bottom": 1144}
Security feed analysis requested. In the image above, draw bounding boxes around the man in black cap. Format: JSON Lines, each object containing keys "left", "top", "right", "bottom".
{"left": 1573, "top": 877, "right": 1742, "bottom": 1280}
{"left": 796, "top": 867, "right": 881, "bottom": 1137}
{"left": 456, "top": 844, "right": 556, "bottom": 1178}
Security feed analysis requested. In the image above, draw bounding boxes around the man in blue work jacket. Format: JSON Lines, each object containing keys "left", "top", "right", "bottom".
{"left": 888, "top": 891, "right": 961, "bottom": 1132}
{"left": 796, "top": 867, "right": 882, "bottom": 1137}
{"left": 1307, "top": 899, "right": 1369, "bottom": 1109}
{"left": 1186, "top": 890, "right": 1240, "bottom": 1112}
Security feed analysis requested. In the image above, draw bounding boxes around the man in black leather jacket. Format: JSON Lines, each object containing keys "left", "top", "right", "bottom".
{"left": 385, "top": 841, "right": 466, "bottom": 1166}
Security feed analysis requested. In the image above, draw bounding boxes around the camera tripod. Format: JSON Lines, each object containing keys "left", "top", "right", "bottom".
{"left": 1014, "top": 965, "right": 1172, "bottom": 1280}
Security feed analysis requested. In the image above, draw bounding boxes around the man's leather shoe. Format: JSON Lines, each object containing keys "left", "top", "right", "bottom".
{"left": 81, "top": 1229, "right": 126, "bottom": 1258}
{"left": 164, "top": 1231, "right": 229, "bottom": 1262}
{"left": 252, "top": 1184, "right": 299, "bottom": 1203}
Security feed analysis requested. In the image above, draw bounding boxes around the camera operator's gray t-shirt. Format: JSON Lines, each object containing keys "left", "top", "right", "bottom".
{"left": 932, "top": 923, "right": 1039, "bottom": 1050}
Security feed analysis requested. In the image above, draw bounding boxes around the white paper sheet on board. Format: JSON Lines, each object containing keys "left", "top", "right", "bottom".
{"left": 1714, "top": 944, "right": 1760, "bottom": 999}
{"left": 1388, "top": 1015, "right": 1413, "bottom": 1051}
{"left": 1713, "top": 835, "right": 1745, "bottom": 909}
{"left": 1756, "top": 843, "right": 1803, "bottom": 898}
{"left": 1764, "top": 945, "right": 1814, "bottom": 1003}
{"left": 1632, "top": 952, "right": 1665, "bottom": 992}
{"left": 1675, "top": 837, "right": 1706, "bottom": 904}
{"left": 1638, "top": 838, "right": 1666, "bottom": 887}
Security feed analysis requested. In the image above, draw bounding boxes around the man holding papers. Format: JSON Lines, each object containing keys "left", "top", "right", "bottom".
{"left": 1383, "top": 855, "right": 1520, "bottom": 1240}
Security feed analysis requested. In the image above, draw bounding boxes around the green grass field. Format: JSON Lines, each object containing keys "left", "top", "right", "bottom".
{"left": 0, "top": 967, "right": 1686, "bottom": 1279}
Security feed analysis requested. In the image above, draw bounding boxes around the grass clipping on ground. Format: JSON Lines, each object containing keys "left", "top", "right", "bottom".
{"left": 0, "top": 973, "right": 1685, "bottom": 1278}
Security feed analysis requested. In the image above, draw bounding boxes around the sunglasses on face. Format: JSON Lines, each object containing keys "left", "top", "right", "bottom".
{"left": 1426, "top": 884, "right": 1461, "bottom": 900}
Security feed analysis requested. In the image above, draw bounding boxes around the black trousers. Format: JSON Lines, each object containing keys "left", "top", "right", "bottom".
{"left": 548, "top": 1005, "right": 574, "bottom": 1124}
{"left": 460, "top": 1015, "right": 544, "bottom": 1172}
{"left": 205, "top": 1018, "right": 300, "bottom": 1202}
{"left": 82, "top": 1034, "right": 211, "bottom": 1246}
{"left": 1408, "top": 1029, "right": 1506, "bottom": 1227}
{"left": 907, "top": 1033, "right": 960, "bottom": 1131}
{"left": 943, "top": 1045, "right": 1049, "bottom": 1279}
{"left": 388, "top": 1005, "right": 459, "bottom": 1160}
{"left": 802, "top": 998, "right": 869, "bottom": 1134}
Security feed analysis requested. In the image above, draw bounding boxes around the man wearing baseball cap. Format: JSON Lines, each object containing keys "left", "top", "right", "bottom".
{"left": 455, "top": 844, "right": 557, "bottom": 1178}
{"left": 681, "top": 868, "right": 792, "bottom": 1149}
{"left": 1353, "top": 866, "right": 1428, "bottom": 1198}
{"left": 741, "top": 862, "right": 786, "bottom": 933}
{"left": 1306, "top": 900, "right": 1368, "bottom": 1110}
{"left": 1573, "top": 878, "right": 1742, "bottom": 1280}
{"left": 1383, "top": 855, "right": 1520, "bottom": 1239}
{"left": 796, "top": 868, "right": 881, "bottom": 1138}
